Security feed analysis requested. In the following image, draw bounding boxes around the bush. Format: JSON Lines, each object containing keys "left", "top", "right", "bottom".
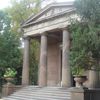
{"left": 4, "top": 68, "right": 17, "bottom": 78}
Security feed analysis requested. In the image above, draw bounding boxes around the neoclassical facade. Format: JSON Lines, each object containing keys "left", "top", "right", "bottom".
{"left": 21, "top": 2, "right": 76, "bottom": 87}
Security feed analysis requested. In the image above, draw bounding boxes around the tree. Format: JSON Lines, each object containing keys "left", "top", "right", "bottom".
{"left": 0, "top": 10, "right": 22, "bottom": 86}
{"left": 6, "top": 0, "right": 42, "bottom": 36}
{"left": 0, "top": 10, "right": 21, "bottom": 69}
{"left": 70, "top": 0, "right": 100, "bottom": 76}
{"left": 70, "top": 21, "right": 100, "bottom": 72}
{"left": 74, "top": 0, "right": 100, "bottom": 23}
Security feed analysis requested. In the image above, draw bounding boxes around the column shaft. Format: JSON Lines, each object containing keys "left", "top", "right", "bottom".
{"left": 39, "top": 34, "right": 47, "bottom": 87}
{"left": 62, "top": 29, "right": 72, "bottom": 87}
{"left": 22, "top": 37, "right": 30, "bottom": 85}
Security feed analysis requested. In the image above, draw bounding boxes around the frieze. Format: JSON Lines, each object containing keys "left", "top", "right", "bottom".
{"left": 24, "top": 13, "right": 76, "bottom": 36}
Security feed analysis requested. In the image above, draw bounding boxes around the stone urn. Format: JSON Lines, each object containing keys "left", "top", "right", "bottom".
{"left": 4, "top": 77, "right": 14, "bottom": 84}
{"left": 74, "top": 76, "right": 87, "bottom": 88}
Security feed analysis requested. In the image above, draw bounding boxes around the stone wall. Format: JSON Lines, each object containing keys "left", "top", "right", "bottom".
{"left": 47, "top": 41, "right": 61, "bottom": 86}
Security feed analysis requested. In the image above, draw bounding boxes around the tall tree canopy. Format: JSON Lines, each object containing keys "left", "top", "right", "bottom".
{"left": 6, "top": 0, "right": 42, "bottom": 35}
{"left": 0, "top": 10, "right": 21, "bottom": 69}
{"left": 70, "top": 0, "right": 100, "bottom": 75}
{"left": 74, "top": 0, "right": 100, "bottom": 23}
{"left": 0, "top": 10, "right": 22, "bottom": 86}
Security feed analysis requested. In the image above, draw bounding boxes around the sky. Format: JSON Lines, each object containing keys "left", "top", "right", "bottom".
{"left": 0, "top": 0, "right": 10, "bottom": 9}
{"left": 0, "top": 0, "right": 74, "bottom": 9}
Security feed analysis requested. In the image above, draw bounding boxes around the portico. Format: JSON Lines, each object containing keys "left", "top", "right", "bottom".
{"left": 22, "top": 2, "right": 75, "bottom": 87}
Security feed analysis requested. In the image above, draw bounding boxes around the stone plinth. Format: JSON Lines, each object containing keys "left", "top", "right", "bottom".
{"left": 2, "top": 83, "right": 15, "bottom": 97}
{"left": 2, "top": 84, "right": 23, "bottom": 97}
{"left": 70, "top": 88, "right": 100, "bottom": 100}
{"left": 89, "top": 70, "right": 100, "bottom": 88}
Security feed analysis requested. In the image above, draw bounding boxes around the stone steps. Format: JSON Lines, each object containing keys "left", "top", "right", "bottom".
{"left": 2, "top": 86, "right": 71, "bottom": 100}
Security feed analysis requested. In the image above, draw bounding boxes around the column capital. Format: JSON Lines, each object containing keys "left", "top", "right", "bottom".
{"left": 61, "top": 27, "right": 68, "bottom": 31}
{"left": 23, "top": 36, "right": 30, "bottom": 41}
{"left": 41, "top": 31, "right": 48, "bottom": 36}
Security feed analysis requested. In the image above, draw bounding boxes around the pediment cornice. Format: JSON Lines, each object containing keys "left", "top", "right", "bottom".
{"left": 22, "top": 2, "right": 75, "bottom": 28}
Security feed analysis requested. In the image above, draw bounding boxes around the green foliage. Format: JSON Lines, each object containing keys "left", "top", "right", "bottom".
{"left": 0, "top": 10, "right": 21, "bottom": 69}
{"left": 69, "top": 0, "right": 100, "bottom": 75}
{"left": 4, "top": 68, "right": 17, "bottom": 78}
{"left": 74, "top": 0, "right": 100, "bottom": 23}
{"left": 30, "top": 40, "right": 39, "bottom": 85}
{"left": 69, "top": 22, "right": 100, "bottom": 76}
{"left": 0, "top": 10, "right": 21, "bottom": 85}
{"left": 72, "top": 66, "right": 84, "bottom": 76}
{"left": 6, "top": 0, "right": 42, "bottom": 36}
{"left": 69, "top": 21, "right": 100, "bottom": 75}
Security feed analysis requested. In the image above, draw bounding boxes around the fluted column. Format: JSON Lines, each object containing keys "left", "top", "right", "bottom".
{"left": 22, "top": 37, "right": 30, "bottom": 85}
{"left": 62, "top": 28, "right": 72, "bottom": 87}
{"left": 39, "top": 34, "right": 47, "bottom": 87}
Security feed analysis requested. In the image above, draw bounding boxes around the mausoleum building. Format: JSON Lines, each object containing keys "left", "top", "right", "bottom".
{"left": 22, "top": 2, "right": 78, "bottom": 87}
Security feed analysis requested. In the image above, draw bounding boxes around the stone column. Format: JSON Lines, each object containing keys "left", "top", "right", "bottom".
{"left": 39, "top": 34, "right": 47, "bottom": 87}
{"left": 22, "top": 37, "right": 30, "bottom": 85}
{"left": 61, "top": 28, "right": 72, "bottom": 87}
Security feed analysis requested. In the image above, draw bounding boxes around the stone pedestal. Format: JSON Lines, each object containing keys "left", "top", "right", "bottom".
{"left": 70, "top": 88, "right": 100, "bottom": 100}
{"left": 2, "top": 83, "right": 15, "bottom": 97}
{"left": 70, "top": 88, "right": 89, "bottom": 100}
{"left": 89, "top": 70, "right": 99, "bottom": 88}
{"left": 62, "top": 29, "right": 72, "bottom": 87}
{"left": 22, "top": 37, "right": 30, "bottom": 85}
{"left": 39, "top": 34, "right": 47, "bottom": 87}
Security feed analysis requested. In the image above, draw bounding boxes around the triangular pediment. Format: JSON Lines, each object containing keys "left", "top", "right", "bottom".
{"left": 22, "top": 2, "right": 75, "bottom": 27}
